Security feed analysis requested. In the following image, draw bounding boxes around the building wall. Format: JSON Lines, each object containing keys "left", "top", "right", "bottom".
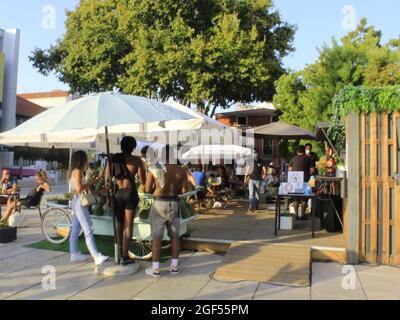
{"left": 0, "top": 28, "right": 20, "bottom": 167}
{"left": 217, "top": 113, "right": 280, "bottom": 166}
{"left": 25, "top": 96, "right": 70, "bottom": 108}
{"left": 247, "top": 115, "right": 273, "bottom": 127}
{"left": 217, "top": 116, "right": 235, "bottom": 127}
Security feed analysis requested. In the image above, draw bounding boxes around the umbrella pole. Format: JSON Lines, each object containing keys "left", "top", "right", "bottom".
{"left": 105, "top": 126, "right": 119, "bottom": 264}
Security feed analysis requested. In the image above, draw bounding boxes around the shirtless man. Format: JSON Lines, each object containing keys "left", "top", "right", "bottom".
{"left": 145, "top": 145, "right": 188, "bottom": 277}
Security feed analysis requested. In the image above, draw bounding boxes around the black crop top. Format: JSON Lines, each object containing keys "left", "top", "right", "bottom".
{"left": 111, "top": 153, "right": 132, "bottom": 181}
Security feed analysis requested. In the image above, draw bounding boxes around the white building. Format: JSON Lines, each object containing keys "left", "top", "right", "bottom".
{"left": 18, "top": 90, "right": 76, "bottom": 109}
{"left": 0, "top": 28, "right": 20, "bottom": 167}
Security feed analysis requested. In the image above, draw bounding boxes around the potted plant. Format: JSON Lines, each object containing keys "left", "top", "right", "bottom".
{"left": 47, "top": 193, "right": 72, "bottom": 207}
{"left": 280, "top": 212, "right": 296, "bottom": 230}
{"left": 0, "top": 220, "right": 17, "bottom": 243}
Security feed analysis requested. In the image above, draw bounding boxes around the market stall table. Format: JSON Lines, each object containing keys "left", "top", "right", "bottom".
{"left": 274, "top": 193, "right": 318, "bottom": 238}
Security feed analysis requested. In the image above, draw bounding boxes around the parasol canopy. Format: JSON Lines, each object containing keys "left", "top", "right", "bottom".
{"left": 0, "top": 93, "right": 228, "bottom": 149}
{"left": 253, "top": 121, "right": 317, "bottom": 140}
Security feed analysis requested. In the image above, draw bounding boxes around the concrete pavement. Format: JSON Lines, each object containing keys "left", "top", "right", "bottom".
{"left": 0, "top": 197, "right": 399, "bottom": 300}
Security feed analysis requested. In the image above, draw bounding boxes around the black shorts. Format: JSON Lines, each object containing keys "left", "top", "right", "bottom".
{"left": 114, "top": 188, "right": 139, "bottom": 223}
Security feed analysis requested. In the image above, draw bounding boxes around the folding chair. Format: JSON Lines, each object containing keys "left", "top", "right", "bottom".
{"left": 18, "top": 190, "right": 45, "bottom": 220}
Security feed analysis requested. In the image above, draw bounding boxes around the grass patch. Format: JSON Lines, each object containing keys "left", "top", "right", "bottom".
{"left": 25, "top": 235, "right": 172, "bottom": 262}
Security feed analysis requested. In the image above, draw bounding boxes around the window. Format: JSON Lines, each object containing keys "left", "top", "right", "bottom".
{"left": 237, "top": 116, "right": 247, "bottom": 126}
{"left": 263, "top": 139, "right": 273, "bottom": 155}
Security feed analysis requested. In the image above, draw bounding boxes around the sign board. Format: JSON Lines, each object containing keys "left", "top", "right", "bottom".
{"left": 279, "top": 183, "right": 295, "bottom": 195}
{"left": 288, "top": 171, "right": 304, "bottom": 190}
{"left": 0, "top": 52, "right": 4, "bottom": 103}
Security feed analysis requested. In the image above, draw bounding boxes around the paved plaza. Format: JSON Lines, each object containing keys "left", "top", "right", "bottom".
{"left": 1, "top": 206, "right": 399, "bottom": 300}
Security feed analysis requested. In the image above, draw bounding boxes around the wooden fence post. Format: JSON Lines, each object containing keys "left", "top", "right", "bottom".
{"left": 347, "top": 112, "right": 361, "bottom": 264}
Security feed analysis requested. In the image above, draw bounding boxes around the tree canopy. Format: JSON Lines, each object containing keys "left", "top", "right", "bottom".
{"left": 273, "top": 19, "right": 400, "bottom": 132}
{"left": 30, "top": 0, "right": 295, "bottom": 116}
{"left": 273, "top": 19, "right": 400, "bottom": 158}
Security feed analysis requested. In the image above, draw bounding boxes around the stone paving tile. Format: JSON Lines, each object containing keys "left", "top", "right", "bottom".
{"left": 6, "top": 261, "right": 106, "bottom": 300}
{"left": 0, "top": 254, "right": 88, "bottom": 299}
{"left": 68, "top": 251, "right": 197, "bottom": 300}
{"left": 73, "top": 262, "right": 155, "bottom": 300}
{"left": 311, "top": 263, "right": 366, "bottom": 300}
{"left": 195, "top": 280, "right": 258, "bottom": 300}
{"left": 0, "top": 249, "right": 67, "bottom": 278}
{"left": 0, "top": 243, "right": 36, "bottom": 260}
{"left": 253, "top": 283, "right": 310, "bottom": 300}
{"left": 134, "top": 252, "right": 223, "bottom": 300}
{"left": 355, "top": 264, "right": 400, "bottom": 300}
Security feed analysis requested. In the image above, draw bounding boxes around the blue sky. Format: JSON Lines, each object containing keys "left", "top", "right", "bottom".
{"left": 1, "top": 0, "right": 399, "bottom": 93}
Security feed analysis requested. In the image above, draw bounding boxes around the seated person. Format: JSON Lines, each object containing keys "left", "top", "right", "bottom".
{"left": 182, "top": 164, "right": 196, "bottom": 190}
{"left": 205, "top": 165, "right": 218, "bottom": 178}
{"left": 191, "top": 164, "right": 207, "bottom": 199}
{"left": 264, "top": 166, "right": 279, "bottom": 187}
{"left": 0, "top": 168, "right": 18, "bottom": 215}
{"left": 1, "top": 170, "right": 51, "bottom": 223}
{"left": 217, "top": 165, "right": 230, "bottom": 189}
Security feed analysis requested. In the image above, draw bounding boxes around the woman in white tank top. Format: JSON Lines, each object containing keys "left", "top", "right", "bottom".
{"left": 69, "top": 150, "right": 109, "bottom": 266}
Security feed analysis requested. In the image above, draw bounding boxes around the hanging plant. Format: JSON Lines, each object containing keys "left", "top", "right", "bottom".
{"left": 333, "top": 85, "right": 400, "bottom": 115}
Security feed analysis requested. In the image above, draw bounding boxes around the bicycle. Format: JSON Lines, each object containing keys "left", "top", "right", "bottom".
{"left": 41, "top": 202, "right": 83, "bottom": 245}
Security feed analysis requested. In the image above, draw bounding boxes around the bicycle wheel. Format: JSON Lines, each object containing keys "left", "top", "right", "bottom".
{"left": 41, "top": 207, "right": 72, "bottom": 244}
{"left": 128, "top": 240, "right": 171, "bottom": 260}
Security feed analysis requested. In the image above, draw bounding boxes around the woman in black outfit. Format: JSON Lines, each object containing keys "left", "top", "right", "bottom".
{"left": 107, "top": 136, "right": 146, "bottom": 266}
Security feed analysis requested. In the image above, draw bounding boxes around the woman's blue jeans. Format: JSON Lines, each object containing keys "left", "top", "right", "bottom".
{"left": 248, "top": 179, "right": 261, "bottom": 209}
{"left": 70, "top": 196, "right": 100, "bottom": 258}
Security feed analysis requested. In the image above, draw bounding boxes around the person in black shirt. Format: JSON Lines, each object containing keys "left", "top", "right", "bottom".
{"left": 289, "top": 145, "right": 315, "bottom": 219}
{"left": 244, "top": 148, "right": 267, "bottom": 213}
{"left": 305, "top": 143, "right": 319, "bottom": 169}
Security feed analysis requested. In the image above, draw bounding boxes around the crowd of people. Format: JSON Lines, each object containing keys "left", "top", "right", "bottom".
{"left": 0, "top": 137, "right": 321, "bottom": 278}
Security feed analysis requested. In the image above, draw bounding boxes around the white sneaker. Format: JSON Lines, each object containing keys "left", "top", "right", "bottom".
{"left": 94, "top": 254, "right": 109, "bottom": 266}
{"left": 70, "top": 253, "right": 89, "bottom": 263}
{"left": 145, "top": 267, "right": 161, "bottom": 278}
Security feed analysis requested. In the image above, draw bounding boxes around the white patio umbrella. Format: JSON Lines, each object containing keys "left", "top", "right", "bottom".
{"left": 0, "top": 92, "right": 219, "bottom": 264}
{"left": 0, "top": 93, "right": 205, "bottom": 148}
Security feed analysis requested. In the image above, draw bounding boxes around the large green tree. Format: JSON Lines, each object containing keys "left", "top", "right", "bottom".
{"left": 273, "top": 19, "right": 400, "bottom": 158}
{"left": 30, "top": 0, "right": 295, "bottom": 116}
{"left": 274, "top": 19, "right": 400, "bottom": 132}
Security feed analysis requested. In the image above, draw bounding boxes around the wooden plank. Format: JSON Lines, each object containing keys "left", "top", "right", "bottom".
{"left": 214, "top": 242, "right": 311, "bottom": 286}
{"left": 182, "top": 238, "right": 230, "bottom": 254}
{"left": 395, "top": 112, "right": 399, "bottom": 174}
{"left": 347, "top": 112, "right": 361, "bottom": 264}
{"left": 370, "top": 113, "right": 378, "bottom": 263}
{"left": 360, "top": 112, "right": 366, "bottom": 261}
{"left": 382, "top": 113, "right": 390, "bottom": 264}
{"left": 311, "top": 250, "right": 347, "bottom": 264}
{"left": 394, "top": 112, "right": 400, "bottom": 265}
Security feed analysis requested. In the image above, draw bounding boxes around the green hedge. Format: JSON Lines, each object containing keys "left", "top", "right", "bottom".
{"left": 333, "top": 85, "right": 400, "bottom": 115}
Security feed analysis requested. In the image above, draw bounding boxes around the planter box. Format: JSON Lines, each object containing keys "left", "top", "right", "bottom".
{"left": 0, "top": 226, "right": 17, "bottom": 243}
{"left": 280, "top": 215, "right": 296, "bottom": 230}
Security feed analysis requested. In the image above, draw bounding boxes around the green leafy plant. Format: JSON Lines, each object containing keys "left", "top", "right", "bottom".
{"left": 0, "top": 220, "right": 9, "bottom": 228}
{"left": 280, "top": 212, "right": 294, "bottom": 217}
{"left": 333, "top": 85, "right": 400, "bottom": 115}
